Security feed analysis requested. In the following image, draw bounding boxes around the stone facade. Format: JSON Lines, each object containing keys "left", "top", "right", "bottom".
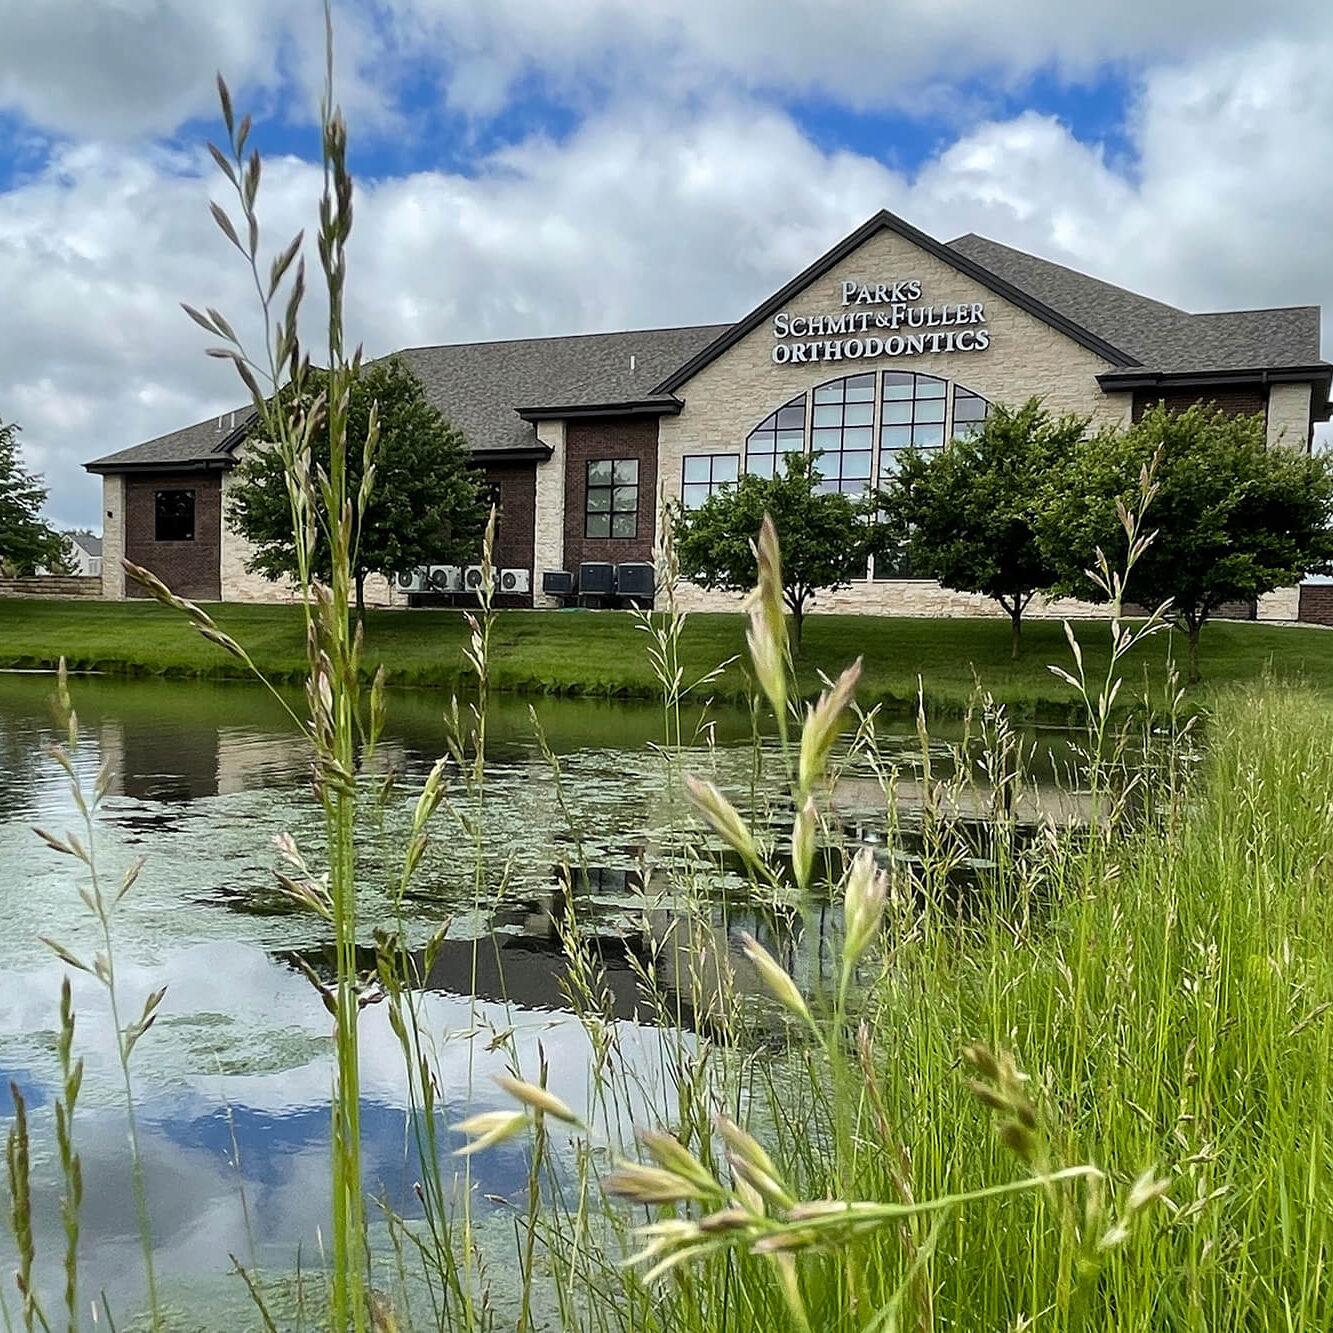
{"left": 657, "top": 223, "right": 1134, "bottom": 619}
{"left": 101, "top": 474, "right": 125, "bottom": 600}
{"left": 1267, "top": 381, "right": 1312, "bottom": 450}
{"left": 532, "top": 420, "right": 566, "bottom": 607}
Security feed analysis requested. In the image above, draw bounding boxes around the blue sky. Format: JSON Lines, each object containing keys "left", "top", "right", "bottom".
{"left": 1, "top": 0, "right": 1330, "bottom": 528}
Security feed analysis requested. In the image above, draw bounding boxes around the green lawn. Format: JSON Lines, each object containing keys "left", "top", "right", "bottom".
{"left": 3, "top": 598, "right": 1331, "bottom": 717}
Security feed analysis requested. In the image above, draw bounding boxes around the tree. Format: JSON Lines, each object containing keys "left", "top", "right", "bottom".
{"left": 226, "top": 356, "right": 488, "bottom": 617}
{"left": 877, "top": 398, "right": 1086, "bottom": 659}
{"left": 675, "top": 450, "right": 873, "bottom": 651}
{"left": 1038, "top": 403, "right": 1333, "bottom": 683}
{"left": 0, "top": 419, "right": 71, "bottom": 576}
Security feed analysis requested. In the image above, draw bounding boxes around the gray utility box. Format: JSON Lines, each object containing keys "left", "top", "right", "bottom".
{"left": 578, "top": 562, "right": 615, "bottom": 596}
{"left": 542, "top": 570, "right": 574, "bottom": 596}
{"left": 615, "top": 563, "right": 655, "bottom": 598}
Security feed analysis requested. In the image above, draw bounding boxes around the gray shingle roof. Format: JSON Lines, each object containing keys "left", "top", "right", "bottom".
{"left": 398, "top": 323, "right": 728, "bottom": 455}
{"left": 87, "top": 324, "right": 728, "bottom": 470}
{"left": 948, "top": 233, "right": 1324, "bottom": 372}
{"left": 69, "top": 532, "right": 102, "bottom": 556}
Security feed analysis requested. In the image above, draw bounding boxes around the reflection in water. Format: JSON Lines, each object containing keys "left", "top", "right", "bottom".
{"left": 0, "top": 670, "right": 1089, "bottom": 1326}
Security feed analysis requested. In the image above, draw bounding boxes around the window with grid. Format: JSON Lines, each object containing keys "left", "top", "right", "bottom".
{"left": 154, "top": 490, "right": 195, "bottom": 542}
{"left": 878, "top": 372, "right": 947, "bottom": 479}
{"left": 745, "top": 393, "right": 806, "bottom": 478}
{"left": 585, "top": 459, "right": 639, "bottom": 538}
{"left": 809, "top": 372, "right": 876, "bottom": 494}
{"left": 952, "top": 384, "right": 991, "bottom": 440}
{"left": 681, "top": 454, "right": 740, "bottom": 509}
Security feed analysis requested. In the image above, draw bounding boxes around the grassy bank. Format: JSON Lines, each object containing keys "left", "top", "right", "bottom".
{"left": 4, "top": 598, "right": 1333, "bottom": 716}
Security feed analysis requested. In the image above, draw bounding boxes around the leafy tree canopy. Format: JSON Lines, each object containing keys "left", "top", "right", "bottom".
{"left": 226, "top": 356, "right": 488, "bottom": 613}
{"left": 878, "top": 398, "right": 1086, "bottom": 658}
{"left": 1037, "top": 403, "right": 1333, "bottom": 681}
{"left": 675, "top": 450, "right": 873, "bottom": 649}
{"left": 0, "top": 419, "right": 71, "bottom": 576}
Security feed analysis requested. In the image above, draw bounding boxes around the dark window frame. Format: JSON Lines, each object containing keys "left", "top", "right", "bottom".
{"left": 952, "top": 384, "right": 991, "bottom": 440}
{"left": 879, "top": 372, "right": 948, "bottom": 480}
{"left": 745, "top": 393, "right": 807, "bottom": 479}
{"left": 153, "top": 489, "right": 196, "bottom": 543}
{"left": 585, "top": 459, "right": 639, "bottom": 539}
{"left": 680, "top": 453, "right": 740, "bottom": 509}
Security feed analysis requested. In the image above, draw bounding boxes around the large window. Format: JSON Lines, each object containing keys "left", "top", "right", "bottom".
{"left": 681, "top": 454, "right": 739, "bottom": 509}
{"left": 952, "top": 384, "right": 991, "bottom": 440}
{"left": 154, "top": 490, "right": 195, "bottom": 542}
{"left": 745, "top": 393, "right": 806, "bottom": 478}
{"left": 585, "top": 459, "right": 639, "bottom": 538}
{"left": 879, "top": 373, "right": 946, "bottom": 478}
{"left": 810, "top": 373, "right": 875, "bottom": 494}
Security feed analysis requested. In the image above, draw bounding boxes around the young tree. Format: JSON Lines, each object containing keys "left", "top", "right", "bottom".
{"left": 0, "top": 419, "right": 71, "bottom": 576}
{"left": 1038, "top": 403, "right": 1333, "bottom": 683}
{"left": 226, "top": 356, "right": 488, "bottom": 617}
{"left": 675, "top": 450, "right": 873, "bottom": 651}
{"left": 877, "top": 398, "right": 1086, "bottom": 659}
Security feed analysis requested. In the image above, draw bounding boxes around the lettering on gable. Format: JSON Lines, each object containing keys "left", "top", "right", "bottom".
{"left": 770, "top": 278, "right": 991, "bottom": 365}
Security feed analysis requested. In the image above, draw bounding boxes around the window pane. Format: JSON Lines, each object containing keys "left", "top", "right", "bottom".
{"left": 588, "top": 460, "right": 612, "bottom": 486}
{"left": 714, "top": 455, "right": 739, "bottom": 481}
{"left": 917, "top": 376, "right": 946, "bottom": 398}
{"left": 587, "top": 487, "right": 611, "bottom": 512}
{"left": 845, "top": 373, "right": 875, "bottom": 400}
{"left": 611, "top": 512, "right": 636, "bottom": 538}
{"left": 880, "top": 450, "right": 905, "bottom": 478}
{"left": 812, "top": 403, "right": 844, "bottom": 427}
{"left": 882, "top": 372, "right": 914, "bottom": 399}
{"left": 813, "top": 383, "right": 844, "bottom": 404}
{"left": 683, "top": 483, "right": 710, "bottom": 509}
{"left": 882, "top": 401, "right": 912, "bottom": 425}
{"left": 776, "top": 429, "right": 805, "bottom": 451}
{"left": 812, "top": 427, "right": 842, "bottom": 451}
{"left": 612, "top": 485, "right": 638, "bottom": 512}
{"left": 917, "top": 398, "right": 945, "bottom": 424}
{"left": 914, "top": 423, "right": 945, "bottom": 448}
{"left": 881, "top": 424, "right": 912, "bottom": 448}
{"left": 154, "top": 490, "right": 195, "bottom": 542}
{"left": 844, "top": 401, "right": 874, "bottom": 427}
{"left": 775, "top": 404, "right": 805, "bottom": 429}
{"left": 748, "top": 456, "right": 775, "bottom": 479}
{"left": 843, "top": 451, "right": 872, "bottom": 480}
{"left": 843, "top": 426, "right": 873, "bottom": 449}
{"left": 614, "top": 459, "right": 639, "bottom": 484}
{"left": 683, "top": 456, "right": 711, "bottom": 483}
{"left": 586, "top": 512, "right": 611, "bottom": 538}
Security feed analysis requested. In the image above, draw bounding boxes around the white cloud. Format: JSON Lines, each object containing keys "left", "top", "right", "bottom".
{"left": 4, "top": 32, "right": 1333, "bottom": 529}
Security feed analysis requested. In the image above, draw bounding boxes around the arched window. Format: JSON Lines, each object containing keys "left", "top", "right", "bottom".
{"left": 745, "top": 392, "right": 806, "bottom": 478}
{"left": 879, "top": 372, "right": 946, "bottom": 478}
{"left": 952, "top": 384, "right": 991, "bottom": 440}
{"left": 810, "top": 372, "right": 875, "bottom": 494}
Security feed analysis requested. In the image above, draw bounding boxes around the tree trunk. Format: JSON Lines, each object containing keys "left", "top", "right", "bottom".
{"left": 1186, "top": 622, "right": 1202, "bottom": 685}
{"left": 790, "top": 603, "right": 804, "bottom": 655}
{"left": 355, "top": 569, "right": 366, "bottom": 626}
{"left": 1009, "top": 607, "right": 1023, "bottom": 661}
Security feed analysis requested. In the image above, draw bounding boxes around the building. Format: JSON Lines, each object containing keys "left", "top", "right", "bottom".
{"left": 65, "top": 531, "right": 102, "bottom": 578}
{"left": 87, "top": 209, "right": 1330, "bottom": 617}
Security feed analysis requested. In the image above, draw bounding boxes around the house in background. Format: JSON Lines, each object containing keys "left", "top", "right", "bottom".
{"left": 65, "top": 531, "right": 102, "bottom": 578}
{"left": 87, "top": 209, "right": 1331, "bottom": 617}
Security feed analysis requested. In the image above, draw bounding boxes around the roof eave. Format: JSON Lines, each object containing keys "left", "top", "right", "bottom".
{"left": 650, "top": 209, "right": 1139, "bottom": 395}
{"left": 84, "top": 456, "right": 236, "bottom": 476}
{"left": 515, "top": 397, "right": 684, "bottom": 422}
{"left": 1097, "top": 364, "right": 1333, "bottom": 392}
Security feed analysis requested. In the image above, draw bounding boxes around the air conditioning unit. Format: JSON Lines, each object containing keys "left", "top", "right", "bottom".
{"left": 499, "top": 568, "right": 531, "bottom": 594}
{"left": 615, "top": 562, "right": 655, "bottom": 598}
{"left": 464, "top": 565, "right": 486, "bottom": 593}
{"left": 579, "top": 562, "right": 615, "bottom": 596}
{"left": 428, "top": 565, "right": 462, "bottom": 592}
{"left": 542, "top": 570, "right": 574, "bottom": 596}
{"left": 395, "top": 568, "right": 428, "bottom": 593}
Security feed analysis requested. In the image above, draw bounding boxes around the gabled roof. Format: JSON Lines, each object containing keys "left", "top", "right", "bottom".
{"left": 650, "top": 209, "right": 1141, "bottom": 394}
{"left": 948, "top": 234, "right": 1324, "bottom": 373}
{"left": 69, "top": 532, "right": 102, "bottom": 556}
{"left": 86, "top": 412, "right": 249, "bottom": 473}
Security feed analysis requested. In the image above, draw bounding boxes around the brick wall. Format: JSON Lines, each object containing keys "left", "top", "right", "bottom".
{"left": 562, "top": 417, "right": 659, "bottom": 573}
{"left": 1299, "top": 585, "right": 1333, "bottom": 625}
{"left": 480, "top": 458, "right": 537, "bottom": 606}
{"left": 124, "top": 471, "right": 222, "bottom": 601}
{"left": 1131, "top": 386, "right": 1267, "bottom": 422}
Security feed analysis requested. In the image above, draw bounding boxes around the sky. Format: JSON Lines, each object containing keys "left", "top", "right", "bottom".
{"left": 3, "top": 0, "right": 1333, "bottom": 530}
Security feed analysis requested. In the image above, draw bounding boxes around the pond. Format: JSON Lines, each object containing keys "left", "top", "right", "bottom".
{"left": 0, "top": 670, "right": 1084, "bottom": 1327}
